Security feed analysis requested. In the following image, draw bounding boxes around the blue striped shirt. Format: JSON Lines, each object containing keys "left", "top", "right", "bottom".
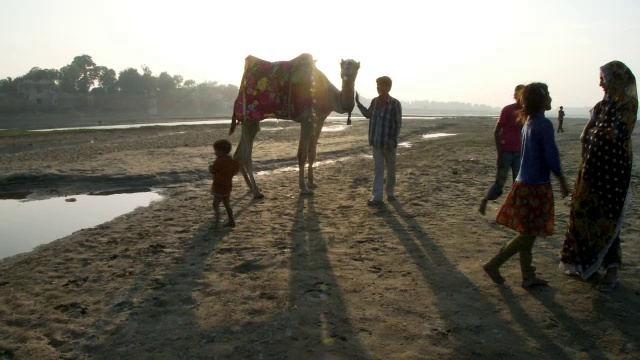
{"left": 358, "top": 96, "right": 402, "bottom": 147}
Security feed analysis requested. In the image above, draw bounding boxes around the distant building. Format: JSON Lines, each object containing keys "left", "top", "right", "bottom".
{"left": 16, "top": 80, "right": 58, "bottom": 106}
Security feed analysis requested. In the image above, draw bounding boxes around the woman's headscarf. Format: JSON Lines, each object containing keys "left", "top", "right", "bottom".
{"left": 600, "top": 60, "right": 637, "bottom": 103}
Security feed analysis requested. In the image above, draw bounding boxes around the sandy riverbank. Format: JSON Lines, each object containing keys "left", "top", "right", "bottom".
{"left": 0, "top": 116, "right": 639, "bottom": 359}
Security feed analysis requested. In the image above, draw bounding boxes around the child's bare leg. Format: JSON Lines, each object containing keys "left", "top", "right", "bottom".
{"left": 222, "top": 197, "right": 235, "bottom": 227}
{"left": 213, "top": 197, "right": 222, "bottom": 224}
{"left": 519, "top": 235, "right": 548, "bottom": 288}
{"left": 484, "top": 233, "right": 533, "bottom": 285}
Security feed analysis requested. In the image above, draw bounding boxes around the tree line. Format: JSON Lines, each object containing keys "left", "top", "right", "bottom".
{"left": 0, "top": 54, "right": 240, "bottom": 118}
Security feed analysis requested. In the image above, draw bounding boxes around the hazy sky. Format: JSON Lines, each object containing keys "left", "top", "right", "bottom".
{"left": 1, "top": 0, "right": 639, "bottom": 108}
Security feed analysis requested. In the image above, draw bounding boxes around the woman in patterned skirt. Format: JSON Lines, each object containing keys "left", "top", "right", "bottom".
{"left": 561, "top": 61, "right": 637, "bottom": 292}
{"left": 483, "top": 82, "right": 570, "bottom": 288}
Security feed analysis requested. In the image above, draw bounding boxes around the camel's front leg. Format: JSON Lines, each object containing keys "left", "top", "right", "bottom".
{"left": 234, "top": 121, "right": 264, "bottom": 199}
{"left": 307, "top": 118, "right": 326, "bottom": 189}
{"left": 297, "top": 120, "right": 314, "bottom": 195}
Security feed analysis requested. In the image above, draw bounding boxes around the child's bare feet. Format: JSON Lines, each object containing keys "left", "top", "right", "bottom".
{"left": 522, "top": 277, "right": 548, "bottom": 289}
{"left": 223, "top": 220, "right": 236, "bottom": 228}
{"left": 483, "top": 263, "right": 505, "bottom": 284}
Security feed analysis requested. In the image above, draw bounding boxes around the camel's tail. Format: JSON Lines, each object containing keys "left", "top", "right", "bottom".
{"left": 229, "top": 112, "right": 237, "bottom": 135}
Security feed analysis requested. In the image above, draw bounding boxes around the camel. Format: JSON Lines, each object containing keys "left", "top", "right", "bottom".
{"left": 229, "top": 53, "right": 360, "bottom": 198}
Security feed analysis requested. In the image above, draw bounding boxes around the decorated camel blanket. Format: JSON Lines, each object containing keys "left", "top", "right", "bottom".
{"left": 232, "top": 53, "right": 315, "bottom": 122}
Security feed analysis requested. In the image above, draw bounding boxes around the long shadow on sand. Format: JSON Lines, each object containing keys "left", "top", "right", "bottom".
{"left": 529, "top": 286, "right": 634, "bottom": 359}
{"left": 373, "top": 201, "right": 587, "bottom": 358}
{"left": 279, "top": 195, "right": 371, "bottom": 358}
{"left": 82, "top": 193, "right": 260, "bottom": 358}
{"left": 497, "top": 286, "right": 585, "bottom": 359}
{"left": 82, "top": 192, "right": 369, "bottom": 359}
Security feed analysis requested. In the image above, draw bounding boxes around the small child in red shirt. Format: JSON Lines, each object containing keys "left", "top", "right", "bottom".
{"left": 209, "top": 139, "right": 240, "bottom": 227}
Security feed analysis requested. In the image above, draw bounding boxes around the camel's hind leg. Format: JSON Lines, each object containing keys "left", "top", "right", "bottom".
{"left": 307, "top": 117, "right": 326, "bottom": 189}
{"left": 297, "top": 119, "right": 314, "bottom": 195}
{"left": 234, "top": 121, "right": 264, "bottom": 199}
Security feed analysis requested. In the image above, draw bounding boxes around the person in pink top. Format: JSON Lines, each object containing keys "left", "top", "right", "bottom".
{"left": 479, "top": 84, "right": 525, "bottom": 215}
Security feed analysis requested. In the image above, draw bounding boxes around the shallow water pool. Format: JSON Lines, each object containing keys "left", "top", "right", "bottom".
{"left": 0, "top": 190, "right": 164, "bottom": 260}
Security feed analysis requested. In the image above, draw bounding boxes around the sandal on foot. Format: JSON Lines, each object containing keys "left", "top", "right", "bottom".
{"left": 522, "top": 277, "right": 548, "bottom": 289}
{"left": 367, "top": 199, "right": 384, "bottom": 206}
{"left": 483, "top": 263, "right": 505, "bottom": 285}
{"left": 596, "top": 279, "right": 618, "bottom": 292}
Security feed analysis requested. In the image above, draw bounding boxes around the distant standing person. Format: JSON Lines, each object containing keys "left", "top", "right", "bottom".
{"left": 355, "top": 76, "right": 402, "bottom": 206}
{"left": 483, "top": 82, "right": 569, "bottom": 288}
{"left": 479, "top": 84, "right": 525, "bottom": 215}
{"left": 209, "top": 139, "right": 240, "bottom": 227}
{"left": 560, "top": 61, "right": 637, "bottom": 292}
{"left": 557, "top": 106, "right": 565, "bottom": 133}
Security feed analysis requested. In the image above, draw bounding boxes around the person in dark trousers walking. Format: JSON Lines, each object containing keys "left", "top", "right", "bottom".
{"left": 479, "top": 84, "right": 525, "bottom": 215}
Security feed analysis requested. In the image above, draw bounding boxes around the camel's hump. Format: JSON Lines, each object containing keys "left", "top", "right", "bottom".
{"left": 244, "top": 53, "right": 315, "bottom": 69}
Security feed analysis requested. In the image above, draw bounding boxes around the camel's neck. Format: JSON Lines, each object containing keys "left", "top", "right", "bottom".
{"left": 338, "top": 79, "right": 356, "bottom": 113}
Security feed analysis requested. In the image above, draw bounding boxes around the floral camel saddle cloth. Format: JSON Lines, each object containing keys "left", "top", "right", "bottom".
{"left": 232, "top": 53, "right": 316, "bottom": 122}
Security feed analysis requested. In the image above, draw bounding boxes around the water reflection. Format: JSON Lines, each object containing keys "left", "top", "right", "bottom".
{"left": 255, "top": 155, "right": 369, "bottom": 176}
{"left": 255, "top": 133, "right": 458, "bottom": 176}
{"left": 27, "top": 116, "right": 446, "bottom": 132}
{"left": 422, "top": 133, "right": 457, "bottom": 139}
{"left": 32, "top": 119, "right": 240, "bottom": 132}
{"left": 0, "top": 190, "right": 164, "bottom": 260}
{"left": 322, "top": 125, "right": 349, "bottom": 132}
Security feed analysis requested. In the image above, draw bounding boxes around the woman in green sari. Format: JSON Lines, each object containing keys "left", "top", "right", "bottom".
{"left": 561, "top": 60, "right": 637, "bottom": 292}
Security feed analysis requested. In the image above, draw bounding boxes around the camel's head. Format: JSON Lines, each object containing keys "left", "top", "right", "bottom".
{"left": 340, "top": 59, "right": 360, "bottom": 83}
